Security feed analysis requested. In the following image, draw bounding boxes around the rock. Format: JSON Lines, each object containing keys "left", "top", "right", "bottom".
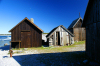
{"left": 18, "top": 51, "right": 23, "bottom": 53}
{"left": 4, "top": 43, "right": 8, "bottom": 46}
{"left": 83, "top": 60, "right": 88, "bottom": 64}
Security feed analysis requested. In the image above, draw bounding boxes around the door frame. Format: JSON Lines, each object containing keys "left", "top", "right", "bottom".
{"left": 56, "top": 31, "right": 60, "bottom": 45}
{"left": 21, "top": 31, "right": 31, "bottom": 48}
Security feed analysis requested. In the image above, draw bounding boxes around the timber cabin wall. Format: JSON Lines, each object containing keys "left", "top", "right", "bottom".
{"left": 73, "top": 19, "right": 86, "bottom": 41}
{"left": 82, "top": 0, "right": 100, "bottom": 62}
{"left": 11, "top": 19, "right": 42, "bottom": 48}
{"left": 68, "top": 18, "right": 86, "bottom": 41}
{"left": 47, "top": 25, "right": 74, "bottom": 46}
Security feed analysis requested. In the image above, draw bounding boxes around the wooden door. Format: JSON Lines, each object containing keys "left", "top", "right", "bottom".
{"left": 56, "top": 32, "right": 60, "bottom": 45}
{"left": 21, "top": 31, "right": 31, "bottom": 48}
{"left": 56, "top": 32, "right": 58, "bottom": 45}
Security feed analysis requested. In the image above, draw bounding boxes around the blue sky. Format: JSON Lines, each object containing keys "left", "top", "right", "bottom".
{"left": 0, "top": 0, "right": 88, "bottom": 34}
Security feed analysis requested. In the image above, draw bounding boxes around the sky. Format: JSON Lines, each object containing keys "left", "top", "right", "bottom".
{"left": 0, "top": 0, "right": 88, "bottom": 34}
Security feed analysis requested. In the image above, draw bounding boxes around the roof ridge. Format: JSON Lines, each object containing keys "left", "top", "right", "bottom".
{"left": 68, "top": 17, "right": 82, "bottom": 29}
{"left": 9, "top": 17, "right": 43, "bottom": 32}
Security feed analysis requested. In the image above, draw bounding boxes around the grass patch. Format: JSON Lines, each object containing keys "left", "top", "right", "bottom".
{"left": 12, "top": 41, "right": 85, "bottom": 53}
{"left": 42, "top": 33, "right": 48, "bottom": 34}
{"left": 74, "top": 41, "right": 85, "bottom": 45}
{"left": 12, "top": 48, "right": 21, "bottom": 50}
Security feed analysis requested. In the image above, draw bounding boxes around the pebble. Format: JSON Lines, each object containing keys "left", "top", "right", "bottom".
{"left": 83, "top": 60, "right": 88, "bottom": 64}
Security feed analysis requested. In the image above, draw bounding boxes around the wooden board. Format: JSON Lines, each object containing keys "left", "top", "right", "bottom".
{"left": 21, "top": 31, "right": 31, "bottom": 48}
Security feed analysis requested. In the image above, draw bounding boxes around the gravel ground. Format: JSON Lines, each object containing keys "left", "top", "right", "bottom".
{"left": 0, "top": 44, "right": 99, "bottom": 66}
{"left": 67, "top": 44, "right": 85, "bottom": 52}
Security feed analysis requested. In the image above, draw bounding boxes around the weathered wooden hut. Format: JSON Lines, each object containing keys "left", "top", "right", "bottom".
{"left": 82, "top": 0, "right": 100, "bottom": 62}
{"left": 68, "top": 17, "right": 86, "bottom": 41}
{"left": 9, "top": 17, "right": 43, "bottom": 48}
{"left": 46, "top": 25, "right": 74, "bottom": 46}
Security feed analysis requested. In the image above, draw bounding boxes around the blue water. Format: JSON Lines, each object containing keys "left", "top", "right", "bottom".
{"left": 0, "top": 35, "right": 11, "bottom": 47}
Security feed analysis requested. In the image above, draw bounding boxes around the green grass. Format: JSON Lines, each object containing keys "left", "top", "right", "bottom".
{"left": 12, "top": 41, "right": 85, "bottom": 53}
{"left": 74, "top": 41, "right": 85, "bottom": 45}
{"left": 42, "top": 33, "right": 48, "bottom": 34}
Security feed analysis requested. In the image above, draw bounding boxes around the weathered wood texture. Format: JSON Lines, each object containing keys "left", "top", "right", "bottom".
{"left": 69, "top": 19, "right": 86, "bottom": 41}
{"left": 47, "top": 25, "right": 74, "bottom": 46}
{"left": 10, "top": 19, "right": 42, "bottom": 48}
{"left": 73, "top": 19, "right": 82, "bottom": 28}
{"left": 82, "top": 0, "right": 100, "bottom": 62}
{"left": 74, "top": 28, "right": 86, "bottom": 41}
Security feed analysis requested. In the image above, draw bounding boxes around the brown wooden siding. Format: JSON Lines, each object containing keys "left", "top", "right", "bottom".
{"left": 11, "top": 20, "right": 42, "bottom": 48}
{"left": 73, "top": 28, "right": 86, "bottom": 41}
{"left": 73, "top": 19, "right": 82, "bottom": 28}
{"left": 68, "top": 19, "right": 86, "bottom": 41}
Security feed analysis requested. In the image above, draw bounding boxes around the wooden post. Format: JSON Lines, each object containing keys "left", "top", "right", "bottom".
{"left": 81, "top": 28, "right": 82, "bottom": 41}
{"left": 19, "top": 42, "right": 20, "bottom": 49}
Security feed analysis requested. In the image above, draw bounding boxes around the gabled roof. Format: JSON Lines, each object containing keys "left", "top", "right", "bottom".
{"left": 9, "top": 17, "right": 43, "bottom": 32}
{"left": 46, "top": 26, "right": 58, "bottom": 37}
{"left": 82, "top": 0, "right": 94, "bottom": 27}
{"left": 68, "top": 17, "right": 83, "bottom": 29}
{"left": 46, "top": 25, "right": 74, "bottom": 38}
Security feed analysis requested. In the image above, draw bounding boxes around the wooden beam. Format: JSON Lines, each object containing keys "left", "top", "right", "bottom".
{"left": 19, "top": 42, "right": 20, "bottom": 49}
{"left": 21, "top": 30, "right": 30, "bottom": 32}
{"left": 10, "top": 41, "right": 21, "bottom": 42}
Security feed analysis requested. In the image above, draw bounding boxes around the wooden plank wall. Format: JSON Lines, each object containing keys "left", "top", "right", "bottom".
{"left": 68, "top": 19, "right": 86, "bottom": 41}
{"left": 11, "top": 20, "right": 42, "bottom": 48}
{"left": 73, "top": 28, "right": 86, "bottom": 41}
{"left": 85, "top": 0, "right": 100, "bottom": 62}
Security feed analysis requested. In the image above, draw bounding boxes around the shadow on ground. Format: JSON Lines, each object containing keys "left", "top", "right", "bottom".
{"left": 12, "top": 51, "right": 92, "bottom": 66}
{"left": 0, "top": 45, "right": 10, "bottom": 51}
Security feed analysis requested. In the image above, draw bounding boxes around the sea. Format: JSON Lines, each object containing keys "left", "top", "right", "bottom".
{"left": 0, "top": 35, "right": 11, "bottom": 47}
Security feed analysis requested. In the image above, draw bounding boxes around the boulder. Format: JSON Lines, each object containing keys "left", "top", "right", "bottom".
{"left": 4, "top": 43, "right": 8, "bottom": 46}
{"left": 83, "top": 60, "right": 88, "bottom": 64}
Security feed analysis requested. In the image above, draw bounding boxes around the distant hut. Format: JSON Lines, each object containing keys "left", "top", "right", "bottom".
{"left": 82, "top": 0, "right": 100, "bottom": 62}
{"left": 68, "top": 17, "right": 86, "bottom": 41}
{"left": 9, "top": 17, "right": 43, "bottom": 48}
{"left": 42, "top": 33, "right": 47, "bottom": 42}
{"left": 46, "top": 25, "right": 74, "bottom": 46}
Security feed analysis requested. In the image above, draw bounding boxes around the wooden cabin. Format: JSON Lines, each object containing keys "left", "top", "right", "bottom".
{"left": 82, "top": 0, "right": 100, "bottom": 62}
{"left": 68, "top": 17, "right": 86, "bottom": 41}
{"left": 9, "top": 17, "right": 43, "bottom": 48}
{"left": 46, "top": 25, "right": 74, "bottom": 46}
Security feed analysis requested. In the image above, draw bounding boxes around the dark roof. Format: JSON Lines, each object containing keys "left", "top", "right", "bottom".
{"left": 61, "top": 26, "right": 74, "bottom": 37}
{"left": 68, "top": 17, "right": 82, "bottom": 29}
{"left": 9, "top": 17, "right": 43, "bottom": 32}
{"left": 46, "top": 26, "right": 58, "bottom": 37}
{"left": 46, "top": 25, "right": 74, "bottom": 38}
